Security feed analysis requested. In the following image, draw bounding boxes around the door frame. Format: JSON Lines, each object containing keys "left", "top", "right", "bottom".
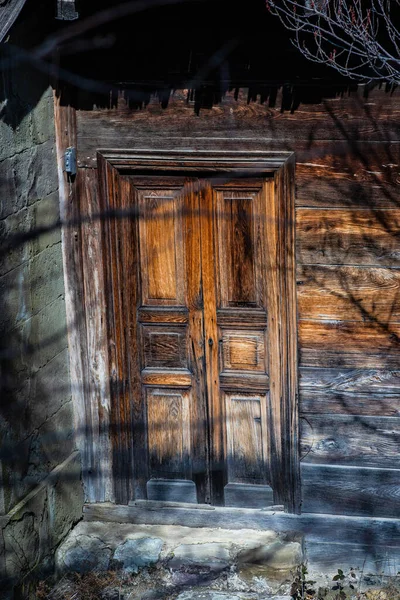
{"left": 96, "top": 148, "right": 300, "bottom": 513}
{"left": 54, "top": 97, "right": 301, "bottom": 513}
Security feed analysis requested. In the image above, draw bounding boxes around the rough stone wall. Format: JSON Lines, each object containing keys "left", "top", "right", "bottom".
{"left": 0, "top": 13, "right": 83, "bottom": 595}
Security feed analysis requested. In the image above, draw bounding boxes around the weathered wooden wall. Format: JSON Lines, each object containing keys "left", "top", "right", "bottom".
{"left": 74, "top": 84, "right": 400, "bottom": 516}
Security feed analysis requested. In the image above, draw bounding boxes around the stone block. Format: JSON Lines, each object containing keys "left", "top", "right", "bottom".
{"left": 175, "top": 593, "right": 260, "bottom": 600}
{"left": 0, "top": 263, "right": 32, "bottom": 332}
{"left": 31, "top": 401, "right": 75, "bottom": 476}
{"left": 2, "top": 483, "right": 49, "bottom": 581}
{"left": 169, "top": 543, "right": 231, "bottom": 572}
{"left": 47, "top": 452, "right": 83, "bottom": 548}
{"left": 0, "top": 157, "right": 19, "bottom": 219}
{"left": 13, "top": 140, "right": 58, "bottom": 207}
{"left": 30, "top": 242, "right": 65, "bottom": 315}
{"left": 0, "top": 207, "right": 33, "bottom": 277}
{"left": 31, "top": 91, "right": 56, "bottom": 146}
{"left": 113, "top": 537, "right": 164, "bottom": 573}
{"left": 31, "top": 192, "right": 61, "bottom": 254}
{"left": 0, "top": 239, "right": 65, "bottom": 333}
{"left": 21, "top": 294, "right": 68, "bottom": 371}
{"left": 237, "top": 540, "right": 303, "bottom": 571}
{"left": 0, "top": 111, "right": 33, "bottom": 162}
{"left": 30, "top": 348, "right": 71, "bottom": 430}
{"left": 56, "top": 533, "right": 112, "bottom": 573}
{"left": 1, "top": 425, "right": 37, "bottom": 514}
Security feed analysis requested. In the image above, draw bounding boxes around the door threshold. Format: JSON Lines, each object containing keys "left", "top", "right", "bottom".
{"left": 129, "top": 499, "right": 285, "bottom": 512}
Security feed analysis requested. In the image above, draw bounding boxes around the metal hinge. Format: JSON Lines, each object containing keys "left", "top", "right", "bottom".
{"left": 56, "top": 0, "right": 79, "bottom": 21}
{"left": 64, "top": 147, "right": 77, "bottom": 176}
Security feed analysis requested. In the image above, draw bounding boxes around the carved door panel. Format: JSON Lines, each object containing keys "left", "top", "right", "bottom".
{"left": 128, "top": 178, "right": 209, "bottom": 504}
{"left": 206, "top": 181, "right": 272, "bottom": 506}
{"left": 100, "top": 150, "right": 298, "bottom": 511}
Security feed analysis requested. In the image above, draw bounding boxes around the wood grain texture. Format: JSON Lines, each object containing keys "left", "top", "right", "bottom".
{"left": 54, "top": 93, "right": 97, "bottom": 500}
{"left": 306, "top": 542, "right": 400, "bottom": 575}
{"left": 200, "top": 182, "right": 226, "bottom": 505}
{"left": 297, "top": 265, "right": 400, "bottom": 323}
{"left": 217, "top": 190, "right": 259, "bottom": 307}
{"left": 300, "top": 367, "right": 400, "bottom": 394}
{"left": 225, "top": 394, "right": 269, "bottom": 485}
{"left": 297, "top": 209, "right": 400, "bottom": 267}
{"left": 183, "top": 180, "right": 209, "bottom": 503}
{"left": 78, "top": 168, "right": 113, "bottom": 502}
{"left": 300, "top": 389, "right": 400, "bottom": 417}
{"left": 100, "top": 166, "right": 137, "bottom": 503}
{"left": 138, "top": 189, "right": 184, "bottom": 305}
{"left": 141, "top": 369, "right": 192, "bottom": 387}
{"left": 301, "top": 464, "right": 400, "bottom": 517}
{"left": 221, "top": 330, "right": 266, "bottom": 373}
{"left": 299, "top": 320, "right": 400, "bottom": 368}
{"left": 299, "top": 367, "right": 400, "bottom": 416}
{"left": 76, "top": 87, "right": 400, "bottom": 148}
{"left": 300, "top": 415, "right": 400, "bottom": 468}
{"left": 265, "top": 162, "right": 300, "bottom": 512}
{"left": 147, "top": 389, "right": 190, "bottom": 478}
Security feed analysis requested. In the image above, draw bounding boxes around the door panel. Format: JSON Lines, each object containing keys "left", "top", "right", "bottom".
{"left": 225, "top": 393, "right": 269, "bottom": 484}
{"left": 146, "top": 388, "right": 191, "bottom": 478}
{"left": 212, "top": 183, "right": 271, "bottom": 504}
{"left": 131, "top": 179, "right": 209, "bottom": 502}
{"left": 138, "top": 189, "right": 185, "bottom": 306}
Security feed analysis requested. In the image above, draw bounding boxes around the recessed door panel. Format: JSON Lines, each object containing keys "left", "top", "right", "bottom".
{"left": 146, "top": 389, "right": 191, "bottom": 478}
{"left": 225, "top": 393, "right": 269, "bottom": 484}
{"left": 138, "top": 189, "right": 185, "bottom": 306}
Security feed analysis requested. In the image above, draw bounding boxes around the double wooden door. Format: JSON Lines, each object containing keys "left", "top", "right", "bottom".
{"left": 101, "top": 150, "right": 298, "bottom": 510}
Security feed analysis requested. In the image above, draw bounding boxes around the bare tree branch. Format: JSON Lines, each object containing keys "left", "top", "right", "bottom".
{"left": 267, "top": 0, "right": 400, "bottom": 84}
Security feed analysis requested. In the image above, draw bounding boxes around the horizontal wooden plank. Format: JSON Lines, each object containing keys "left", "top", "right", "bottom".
{"left": 299, "top": 367, "right": 400, "bottom": 394}
{"left": 301, "top": 464, "right": 400, "bottom": 517}
{"left": 306, "top": 541, "right": 400, "bottom": 575}
{"left": 77, "top": 119, "right": 400, "bottom": 208}
{"left": 296, "top": 144, "right": 400, "bottom": 208}
{"left": 219, "top": 372, "right": 269, "bottom": 391}
{"left": 138, "top": 307, "right": 188, "bottom": 324}
{"left": 84, "top": 502, "right": 400, "bottom": 546}
{"left": 217, "top": 309, "right": 267, "bottom": 327}
{"left": 297, "top": 209, "right": 400, "bottom": 268}
{"left": 300, "top": 389, "right": 400, "bottom": 417}
{"left": 76, "top": 88, "right": 400, "bottom": 157}
{"left": 300, "top": 415, "right": 400, "bottom": 467}
{"left": 297, "top": 265, "right": 400, "bottom": 323}
{"left": 141, "top": 369, "right": 192, "bottom": 387}
{"left": 299, "top": 320, "right": 400, "bottom": 369}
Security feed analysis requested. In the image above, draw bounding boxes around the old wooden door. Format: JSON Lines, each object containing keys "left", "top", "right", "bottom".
{"left": 99, "top": 149, "right": 299, "bottom": 511}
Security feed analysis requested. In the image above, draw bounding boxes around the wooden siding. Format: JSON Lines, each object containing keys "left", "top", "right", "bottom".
{"left": 74, "top": 84, "right": 400, "bottom": 517}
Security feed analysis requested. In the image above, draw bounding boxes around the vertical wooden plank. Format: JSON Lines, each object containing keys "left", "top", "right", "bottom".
{"left": 78, "top": 168, "right": 113, "bottom": 502}
{"left": 265, "top": 176, "right": 283, "bottom": 503}
{"left": 283, "top": 156, "right": 301, "bottom": 514}
{"left": 200, "top": 183, "right": 226, "bottom": 505}
{"left": 119, "top": 175, "right": 147, "bottom": 501}
{"left": 184, "top": 180, "right": 210, "bottom": 503}
{"left": 98, "top": 163, "right": 138, "bottom": 504}
{"left": 53, "top": 91, "right": 94, "bottom": 500}
{"left": 265, "top": 158, "right": 300, "bottom": 512}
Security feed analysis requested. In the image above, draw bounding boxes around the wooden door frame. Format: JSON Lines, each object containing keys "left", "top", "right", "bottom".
{"left": 96, "top": 148, "right": 300, "bottom": 513}
{"left": 54, "top": 97, "right": 301, "bottom": 513}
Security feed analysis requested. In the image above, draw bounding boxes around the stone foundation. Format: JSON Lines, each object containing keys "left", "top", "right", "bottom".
{"left": 0, "top": 451, "right": 83, "bottom": 597}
